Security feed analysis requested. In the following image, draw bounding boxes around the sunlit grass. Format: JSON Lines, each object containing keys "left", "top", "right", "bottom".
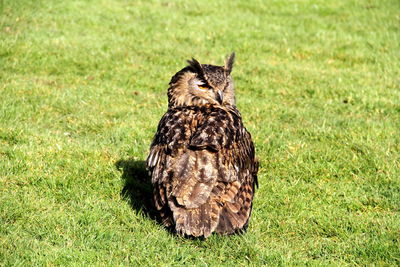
{"left": 1, "top": 0, "right": 399, "bottom": 265}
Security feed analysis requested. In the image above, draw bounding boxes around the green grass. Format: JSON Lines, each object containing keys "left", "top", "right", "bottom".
{"left": 1, "top": 0, "right": 399, "bottom": 265}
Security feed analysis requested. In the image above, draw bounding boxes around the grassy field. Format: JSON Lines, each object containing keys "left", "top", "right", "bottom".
{"left": 1, "top": 0, "right": 399, "bottom": 265}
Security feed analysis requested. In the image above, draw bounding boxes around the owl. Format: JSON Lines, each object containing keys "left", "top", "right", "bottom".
{"left": 146, "top": 53, "right": 258, "bottom": 238}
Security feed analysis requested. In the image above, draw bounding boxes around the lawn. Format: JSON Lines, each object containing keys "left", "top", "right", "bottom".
{"left": 1, "top": 0, "right": 399, "bottom": 265}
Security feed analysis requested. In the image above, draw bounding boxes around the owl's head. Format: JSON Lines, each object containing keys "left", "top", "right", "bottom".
{"left": 167, "top": 53, "right": 236, "bottom": 108}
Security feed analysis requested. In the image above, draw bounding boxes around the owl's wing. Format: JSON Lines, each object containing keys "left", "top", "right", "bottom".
{"left": 147, "top": 108, "right": 222, "bottom": 209}
{"left": 147, "top": 109, "right": 192, "bottom": 227}
{"left": 189, "top": 107, "right": 259, "bottom": 234}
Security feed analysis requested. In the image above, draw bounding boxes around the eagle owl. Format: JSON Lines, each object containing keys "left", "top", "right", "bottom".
{"left": 146, "top": 53, "right": 258, "bottom": 238}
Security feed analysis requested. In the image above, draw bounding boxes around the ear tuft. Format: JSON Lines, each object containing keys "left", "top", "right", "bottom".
{"left": 187, "top": 57, "right": 204, "bottom": 74}
{"left": 224, "top": 52, "right": 235, "bottom": 74}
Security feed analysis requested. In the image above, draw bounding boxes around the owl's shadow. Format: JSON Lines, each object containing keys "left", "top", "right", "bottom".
{"left": 115, "top": 159, "right": 157, "bottom": 220}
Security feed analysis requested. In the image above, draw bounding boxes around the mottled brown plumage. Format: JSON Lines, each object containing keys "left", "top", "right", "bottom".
{"left": 146, "top": 53, "right": 258, "bottom": 238}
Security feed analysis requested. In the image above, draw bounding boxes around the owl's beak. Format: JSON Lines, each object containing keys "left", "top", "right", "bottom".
{"left": 216, "top": 90, "right": 223, "bottom": 104}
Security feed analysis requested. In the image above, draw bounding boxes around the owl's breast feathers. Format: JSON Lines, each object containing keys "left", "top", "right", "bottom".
{"left": 147, "top": 105, "right": 258, "bottom": 237}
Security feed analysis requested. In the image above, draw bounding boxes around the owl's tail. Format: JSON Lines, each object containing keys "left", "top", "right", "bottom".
{"left": 165, "top": 180, "right": 254, "bottom": 238}
{"left": 169, "top": 199, "right": 220, "bottom": 238}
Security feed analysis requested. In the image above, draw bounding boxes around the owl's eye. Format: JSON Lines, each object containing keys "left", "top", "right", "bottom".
{"left": 197, "top": 85, "right": 209, "bottom": 90}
